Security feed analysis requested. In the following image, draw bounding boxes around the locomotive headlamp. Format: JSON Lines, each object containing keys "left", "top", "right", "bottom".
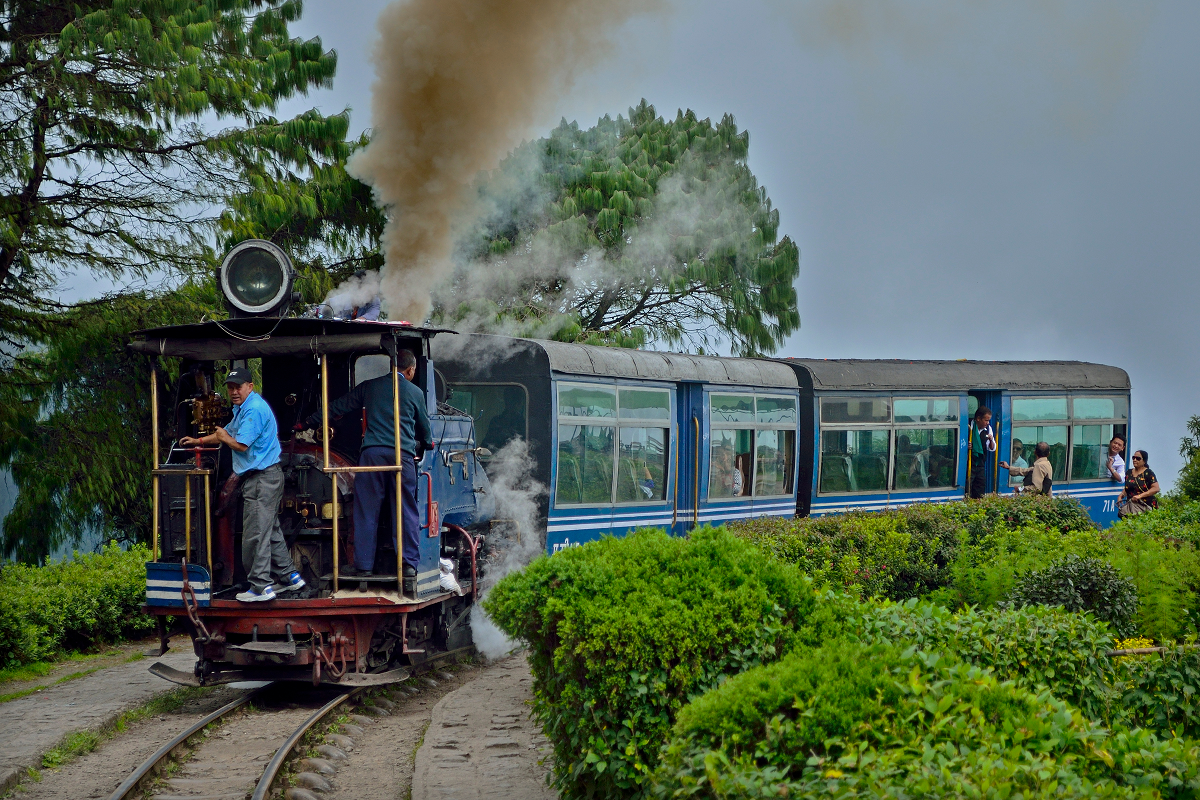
{"left": 218, "top": 239, "right": 296, "bottom": 317}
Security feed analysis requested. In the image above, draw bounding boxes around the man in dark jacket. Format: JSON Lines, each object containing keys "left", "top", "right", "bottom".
{"left": 304, "top": 349, "right": 432, "bottom": 581}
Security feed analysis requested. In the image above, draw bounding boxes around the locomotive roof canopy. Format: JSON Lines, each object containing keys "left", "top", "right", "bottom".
{"left": 783, "top": 358, "right": 1131, "bottom": 392}
{"left": 129, "top": 318, "right": 455, "bottom": 360}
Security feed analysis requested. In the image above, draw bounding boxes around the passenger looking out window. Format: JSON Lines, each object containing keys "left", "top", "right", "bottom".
{"left": 1008, "top": 439, "right": 1029, "bottom": 487}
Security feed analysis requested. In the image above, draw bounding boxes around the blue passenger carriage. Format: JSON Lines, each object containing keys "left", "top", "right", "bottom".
{"left": 784, "top": 360, "right": 1130, "bottom": 526}
{"left": 437, "top": 335, "right": 1132, "bottom": 549}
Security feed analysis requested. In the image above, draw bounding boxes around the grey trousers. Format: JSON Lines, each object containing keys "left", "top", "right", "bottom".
{"left": 241, "top": 464, "right": 296, "bottom": 592}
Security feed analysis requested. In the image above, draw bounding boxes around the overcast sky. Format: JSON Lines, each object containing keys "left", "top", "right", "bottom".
{"left": 263, "top": 0, "right": 1197, "bottom": 486}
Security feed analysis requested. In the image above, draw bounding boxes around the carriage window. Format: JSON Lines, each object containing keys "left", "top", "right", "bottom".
{"left": 893, "top": 428, "right": 957, "bottom": 490}
{"left": 819, "top": 429, "right": 889, "bottom": 493}
{"left": 711, "top": 394, "right": 755, "bottom": 424}
{"left": 1073, "top": 397, "right": 1128, "bottom": 420}
{"left": 1011, "top": 425, "right": 1068, "bottom": 482}
{"left": 619, "top": 389, "right": 670, "bottom": 421}
{"left": 710, "top": 429, "right": 753, "bottom": 498}
{"left": 894, "top": 398, "right": 958, "bottom": 424}
{"left": 558, "top": 384, "right": 616, "bottom": 418}
{"left": 821, "top": 397, "right": 890, "bottom": 424}
{"left": 447, "top": 383, "right": 527, "bottom": 453}
{"left": 1011, "top": 397, "right": 1068, "bottom": 421}
{"left": 556, "top": 425, "right": 615, "bottom": 505}
{"left": 755, "top": 429, "right": 796, "bottom": 496}
{"left": 757, "top": 396, "right": 797, "bottom": 425}
{"left": 616, "top": 427, "right": 669, "bottom": 502}
{"left": 1071, "top": 424, "right": 1128, "bottom": 481}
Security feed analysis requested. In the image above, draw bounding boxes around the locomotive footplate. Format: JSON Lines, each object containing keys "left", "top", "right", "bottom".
{"left": 143, "top": 589, "right": 470, "bottom": 686}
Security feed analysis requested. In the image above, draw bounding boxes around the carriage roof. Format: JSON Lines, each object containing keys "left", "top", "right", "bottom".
{"left": 783, "top": 358, "right": 1130, "bottom": 392}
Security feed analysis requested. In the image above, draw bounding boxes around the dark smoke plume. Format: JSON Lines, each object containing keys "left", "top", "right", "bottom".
{"left": 349, "top": 0, "right": 662, "bottom": 323}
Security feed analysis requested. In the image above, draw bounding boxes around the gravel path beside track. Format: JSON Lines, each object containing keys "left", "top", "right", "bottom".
{"left": 0, "top": 647, "right": 197, "bottom": 794}
{"left": 412, "top": 655, "right": 554, "bottom": 800}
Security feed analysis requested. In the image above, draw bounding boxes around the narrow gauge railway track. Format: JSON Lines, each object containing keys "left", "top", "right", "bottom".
{"left": 108, "top": 647, "right": 474, "bottom": 800}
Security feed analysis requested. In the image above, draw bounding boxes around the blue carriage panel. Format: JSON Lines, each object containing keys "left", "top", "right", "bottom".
{"left": 807, "top": 390, "right": 967, "bottom": 518}
{"left": 696, "top": 386, "right": 801, "bottom": 528}
{"left": 547, "top": 378, "right": 679, "bottom": 552}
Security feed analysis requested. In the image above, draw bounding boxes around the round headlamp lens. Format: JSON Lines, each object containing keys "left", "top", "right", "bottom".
{"left": 227, "top": 249, "right": 284, "bottom": 309}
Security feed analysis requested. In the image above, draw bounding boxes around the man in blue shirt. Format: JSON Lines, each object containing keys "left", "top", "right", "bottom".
{"left": 181, "top": 367, "right": 303, "bottom": 602}
{"left": 304, "top": 349, "right": 432, "bottom": 587}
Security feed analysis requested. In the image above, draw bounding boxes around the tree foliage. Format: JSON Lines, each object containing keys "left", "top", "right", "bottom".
{"left": 444, "top": 100, "right": 801, "bottom": 355}
{"left": 0, "top": 0, "right": 345, "bottom": 339}
{"left": 1179, "top": 415, "right": 1200, "bottom": 501}
{"left": 0, "top": 286, "right": 219, "bottom": 562}
{"left": 0, "top": 0, "right": 348, "bottom": 559}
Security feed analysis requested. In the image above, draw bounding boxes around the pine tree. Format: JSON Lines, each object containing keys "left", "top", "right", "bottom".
{"left": 445, "top": 100, "right": 801, "bottom": 356}
{"left": 0, "top": 0, "right": 346, "bottom": 340}
{"left": 0, "top": 0, "right": 349, "bottom": 559}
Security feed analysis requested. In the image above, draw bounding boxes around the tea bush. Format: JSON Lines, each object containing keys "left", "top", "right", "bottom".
{"left": 844, "top": 595, "right": 1200, "bottom": 739}
{"left": 1009, "top": 555, "right": 1139, "bottom": 638}
{"left": 0, "top": 543, "right": 153, "bottom": 669}
{"left": 847, "top": 597, "right": 1118, "bottom": 722}
{"left": 483, "top": 527, "right": 816, "bottom": 800}
{"left": 654, "top": 641, "right": 1200, "bottom": 799}
{"left": 728, "top": 494, "right": 1095, "bottom": 601}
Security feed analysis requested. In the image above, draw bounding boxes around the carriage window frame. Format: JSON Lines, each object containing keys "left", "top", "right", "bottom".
{"left": 555, "top": 382, "right": 672, "bottom": 507}
{"left": 1008, "top": 393, "right": 1129, "bottom": 485}
{"left": 707, "top": 392, "right": 798, "bottom": 501}
{"left": 817, "top": 394, "right": 960, "bottom": 496}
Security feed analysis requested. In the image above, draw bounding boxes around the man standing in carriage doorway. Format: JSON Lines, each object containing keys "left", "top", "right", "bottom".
{"left": 304, "top": 349, "right": 432, "bottom": 587}
{"left": 180, "top": 367, "right": 305, "bottom": 602}
{"left": 968, "top": 406, "right": 997, "bottom": 499}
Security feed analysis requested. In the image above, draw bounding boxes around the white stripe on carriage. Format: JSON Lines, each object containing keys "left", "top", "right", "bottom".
{"left": 147, "top": 581, "right": 210, "bottom": 591}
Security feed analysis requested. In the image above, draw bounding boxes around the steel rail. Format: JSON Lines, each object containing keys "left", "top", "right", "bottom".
{"left": 251, "top": 688, "right": 360, "bottom": 800}
{"left": 107, "top": 686, "right": 267, "bottom": 800}
{"left": 252, "top": 645, "right": 475, "bottom": 800}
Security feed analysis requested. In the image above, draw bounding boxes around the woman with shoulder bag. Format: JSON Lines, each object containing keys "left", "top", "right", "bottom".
{"left": 1118, "top": 450, "right": 1160, "bottom": 517}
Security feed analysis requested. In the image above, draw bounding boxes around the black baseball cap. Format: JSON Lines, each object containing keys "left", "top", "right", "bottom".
{"left": 225, "top": 367, "right": 253, "bottom": 386}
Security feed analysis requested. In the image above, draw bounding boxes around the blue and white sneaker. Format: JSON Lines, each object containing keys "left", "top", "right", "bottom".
{"left": 277, "top": 572, "right": 306, "bottom": 594}
{"left": 236, "top": 585, "right": 276, "bottom": 603}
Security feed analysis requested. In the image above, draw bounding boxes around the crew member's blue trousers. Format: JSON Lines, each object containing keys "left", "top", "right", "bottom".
{"left": 354, "top": 446, "right": 420, "bottom": 571}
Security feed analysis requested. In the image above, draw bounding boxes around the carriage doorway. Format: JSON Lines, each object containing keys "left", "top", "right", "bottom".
{"left": 967, "top": 390, "right": 1002, "bottom": 496}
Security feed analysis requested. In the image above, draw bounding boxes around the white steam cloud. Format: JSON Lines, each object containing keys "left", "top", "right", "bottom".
{"left": 470, "top": 438, "right": 549, "bottom": 660}
{"left": 322, "top": 270, "right": 382, "bottom": 317}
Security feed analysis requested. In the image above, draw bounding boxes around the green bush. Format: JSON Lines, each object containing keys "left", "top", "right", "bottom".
{"left": 483, "top": 527, "right": 815, "bottom": 800}
{"left": 728, "top": 494, "right": 1095, "bottom": 602}
{"left": 728, "top": 503, "right": 959, "bottom": 600}
{"left": 1009, "top": 555, "right": 1139, "bottom": 638}
{"left": 844, "top": 595, "right": 1200, "bottom": 739}
{"left": 1112, "top": 645, "right": 1200, "bottom": 738}
{"left": 0, "top": 543, "right": 153, "bottom": 669}
{"left": 927, "top": 524, "right": 1108, "bottom": 609}
{"left": 1104, "top": 528, "right": 1200, "bottom": 641}
{"left": 848, "top": 597, "right": 1118, "bottom": 722}
{"left": 654, "top": 641, "right": 1200, "bottom": 799}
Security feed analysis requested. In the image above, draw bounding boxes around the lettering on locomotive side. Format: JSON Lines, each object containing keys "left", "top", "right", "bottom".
{"left": 552, "top": 539, "right": 584, "bottom": 554}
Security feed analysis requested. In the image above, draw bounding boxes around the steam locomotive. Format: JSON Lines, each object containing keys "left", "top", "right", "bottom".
{"left": 136, "top": 241, "right": 495, "bottom": 687}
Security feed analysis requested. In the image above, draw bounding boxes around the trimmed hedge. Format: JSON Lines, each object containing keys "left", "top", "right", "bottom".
{"left": 483, "top": 527, "right": 815, "bottom": 800}
{"left": 0, "top": 543, "right": 153, "bottom": 669}
{"left": 654, "top": 641, "right": 1200, "bottom": 799}
{"left": 728, "top": 494, "right": 1095, "bottom": 601}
